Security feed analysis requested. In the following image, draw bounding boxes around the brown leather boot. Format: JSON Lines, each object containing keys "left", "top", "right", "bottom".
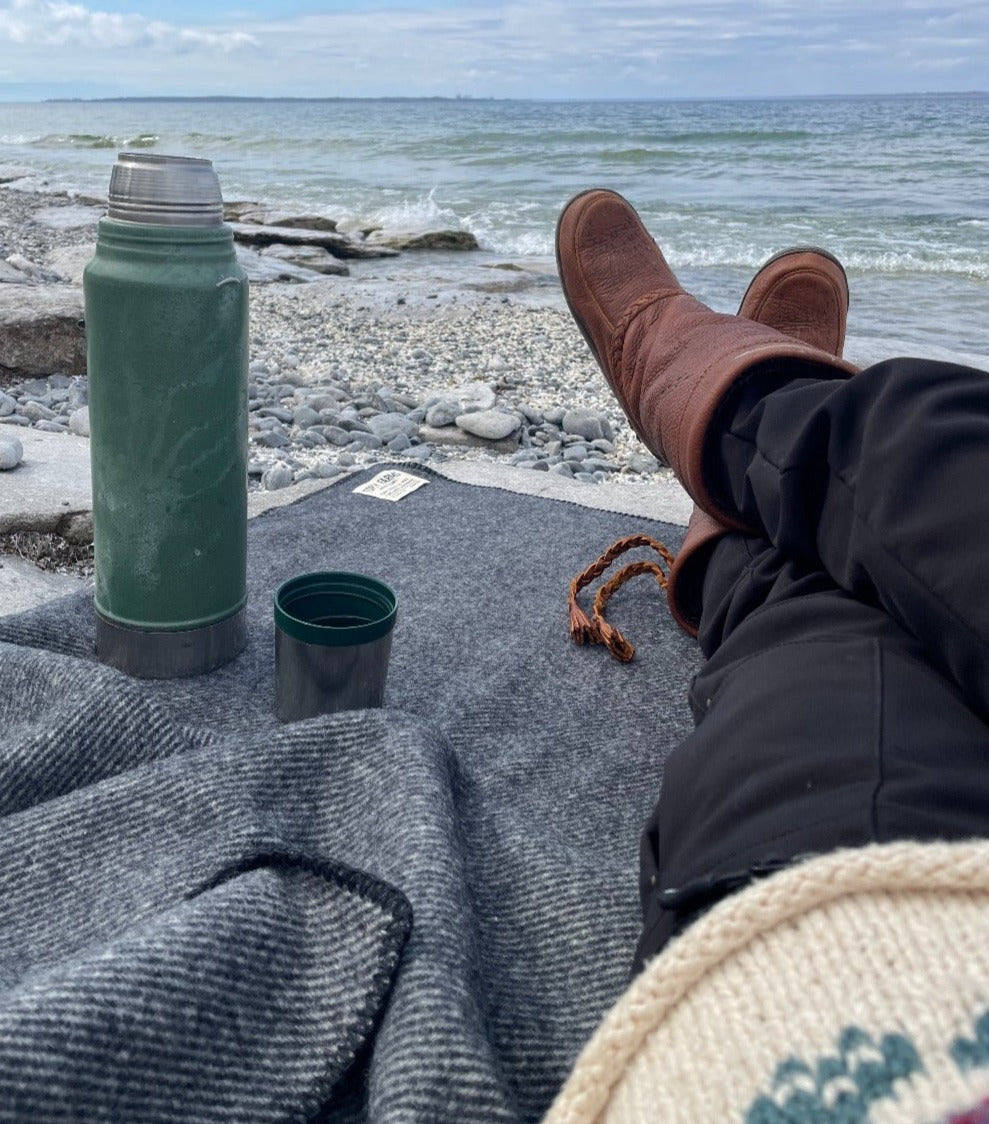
{"left": 666, "top": 247, "right": 851, "bottom": 635}
{"left": 555, "top": 189, "right": 858, "bottom": 531}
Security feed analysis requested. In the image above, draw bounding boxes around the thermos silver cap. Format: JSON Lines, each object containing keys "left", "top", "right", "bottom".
{"left": 107, "top": 152, "right": 224, "bottom": 226}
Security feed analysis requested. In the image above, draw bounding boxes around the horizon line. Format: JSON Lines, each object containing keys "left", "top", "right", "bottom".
{"left": 36, "top": 90, "right": 989, "bottom": 105}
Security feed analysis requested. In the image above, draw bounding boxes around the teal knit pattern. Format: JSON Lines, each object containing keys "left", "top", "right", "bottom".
{"left": 747, "top": 1013, "right": 989, "bottom": 1124}
{"left": 746, "top": 1027, "right": 921, "bottom": 1123}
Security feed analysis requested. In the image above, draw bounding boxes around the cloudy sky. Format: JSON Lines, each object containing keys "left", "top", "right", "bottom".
{"left": 0, "top": 0, "right": 987, "bottom": 101}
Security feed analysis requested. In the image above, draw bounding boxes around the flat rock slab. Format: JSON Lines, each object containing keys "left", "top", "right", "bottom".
{"left": 0, "top": 285, "right": 87, "bottom": 379}
{"left": 229, "top": 222, "right": 398, "bottom": 260}
{"left": 0, "top": 427, "right": 92, "bottom": 534}
{"left": 235, "top": 245, "right": 340, "bottom": 285}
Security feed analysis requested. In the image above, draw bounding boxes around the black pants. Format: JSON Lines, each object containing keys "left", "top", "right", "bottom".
{"left": 636, "top": 357, "right": 989, "bottom": 970}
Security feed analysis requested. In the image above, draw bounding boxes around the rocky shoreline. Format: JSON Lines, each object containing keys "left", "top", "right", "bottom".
{"left": 0, "top": 169, "right": 665, "bottom": 495}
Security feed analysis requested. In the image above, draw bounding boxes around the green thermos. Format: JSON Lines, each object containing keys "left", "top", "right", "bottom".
{"left": 83, "top": 153, "right": 249, "bottom": 677}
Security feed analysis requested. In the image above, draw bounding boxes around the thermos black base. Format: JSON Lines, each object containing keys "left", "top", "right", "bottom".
{"left": 95, "top": 606, "right": 248, "bottom": 679}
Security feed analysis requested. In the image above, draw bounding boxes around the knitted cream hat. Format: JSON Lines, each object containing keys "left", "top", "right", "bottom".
{"left": 546, "top": 840, "right": 989, "bottom": 1124}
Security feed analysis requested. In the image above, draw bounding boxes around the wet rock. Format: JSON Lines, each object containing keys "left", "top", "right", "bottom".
{"left": 365, "top": 229, "right": 478, "bottom": 252}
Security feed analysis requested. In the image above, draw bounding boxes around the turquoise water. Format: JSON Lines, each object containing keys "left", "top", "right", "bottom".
{"left": 1, "top": 95, "right": 987, "bottom": 360}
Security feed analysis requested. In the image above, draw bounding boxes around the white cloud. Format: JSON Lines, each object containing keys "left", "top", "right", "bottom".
{"left": 0, "top": 0, "right": 257, "bottom": 53}
{"left": 0, "top": 0, "right": 987, "bottom": 97}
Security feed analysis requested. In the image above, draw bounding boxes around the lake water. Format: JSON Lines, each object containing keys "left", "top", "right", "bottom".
{"left": 1, "top": 94, "right": 987, "bottom": 365}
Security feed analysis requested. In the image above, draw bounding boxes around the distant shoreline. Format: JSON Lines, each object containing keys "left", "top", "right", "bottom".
{"left": 45, "top": 95, "right": 498, "bottom": 105}
{"left": 41, "top": 91, "right": 989, "bottom": 106}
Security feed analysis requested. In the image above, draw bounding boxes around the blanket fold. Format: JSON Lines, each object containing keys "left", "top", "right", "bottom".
{"left": 0, "top": 468, "right": 697, "bottom": 1121}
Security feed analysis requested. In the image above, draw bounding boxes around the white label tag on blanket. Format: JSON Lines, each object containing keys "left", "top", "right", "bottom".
{"left": 352, "top": 470, "right": 429, "bottom": 502}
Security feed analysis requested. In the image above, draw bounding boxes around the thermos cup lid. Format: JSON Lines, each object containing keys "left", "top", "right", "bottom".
{"left": 274, "top": 572, "right": 398, "bottom": 648}
{"left": 107, "top": 152, "right": 224, "bottom": 226}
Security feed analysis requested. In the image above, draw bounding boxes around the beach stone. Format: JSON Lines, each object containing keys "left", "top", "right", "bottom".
{"left": 261, "top": 463, "right": 294, "bottom": 491}
{"left": 424, "top": 399, "right": 460, "bottom": 427}
{"left": 316, "top": 426, "right": 352, "bottom": 447}
{"left": 255, "top": 429, "right": 291, "bottom": 449}
{"left": 456, "top": 382, "right": 498, "bottom": 412}
{"left": 67, "top": 378, "right": 88, "bottom": 408}
{"left": 518, "top": 404, "right": 545, "bottom": 426}
{"left": 563, "top": 444, "right": 588, "bottom": 462}
{"left": 23, "top": 401, "right": 56, "bottom": 422}
{"left": 259, "top": 406, "right": 294, "bottom": 423}
{"left": 365, "top": 412, "right": 419, "bottom": 443}
{"left": 313, "top": 462, "right": 346, "bottom": 479}
{"left": 0, "top": 393, "right": 15, "bottom": 417}
{"left": 628, "top": 452, "right": 661, "bottom": 474}
{"left": 387, "top": 434, "right": 412, "bottom": 453}
{"left": 562, "top": 408, "right": 615, "bottom": 443}
{"left": 544, "top": 407, "right": 567, "bottom": 426}
{"left": 345, "top": 432, "right": 384, "bottom": 451}
{"left": 68, "top": 407, "right": 90, "bottom": 437}
{"left": 455, "top": 408, "right": 522, "bottom": 441}
{"left": 0, "top": 285, "right": 87, "bottom": 378}
{"left": 0, "top": 435, "right": 23, "bottom": 469}
{"left": 292, "top": 406, "right": 321, "bottom": 428}
{"left": 307, "top": 390, "right": 347, "bottom": 409}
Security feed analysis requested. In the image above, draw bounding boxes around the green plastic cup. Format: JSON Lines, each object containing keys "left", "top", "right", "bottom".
{"left": 274, "top": 571, "right": 397, "bottom": 722}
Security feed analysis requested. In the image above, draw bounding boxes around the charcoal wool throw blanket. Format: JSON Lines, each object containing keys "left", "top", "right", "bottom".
{"left": 0, "top": 466, "right": 697, "bottom": 1122}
